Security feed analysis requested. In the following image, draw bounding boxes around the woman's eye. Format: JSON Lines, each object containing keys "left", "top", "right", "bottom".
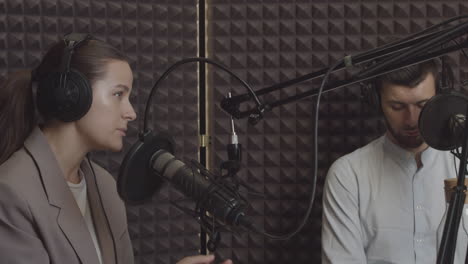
{"left": 114, "top": 91, "right": 123, "bottom": 97}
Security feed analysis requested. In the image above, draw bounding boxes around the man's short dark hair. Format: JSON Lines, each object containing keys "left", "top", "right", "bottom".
{"left": 375, "top": 60, "right": 439, "bottom": 92}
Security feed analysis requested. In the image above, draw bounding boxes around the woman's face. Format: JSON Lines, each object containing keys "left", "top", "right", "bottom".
{"left": 76, "top": 60, "right": 136, "bottom": 152}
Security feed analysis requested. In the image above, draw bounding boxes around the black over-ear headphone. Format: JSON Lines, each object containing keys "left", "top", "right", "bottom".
{"left": 360, "top": 57, "right": 455, "bottom": 112}
{"left": 36, "top": 33, "right": 94, "bottom": 122}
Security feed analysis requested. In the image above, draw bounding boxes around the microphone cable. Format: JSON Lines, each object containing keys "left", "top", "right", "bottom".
{"left": 140, "top": 15, "right": 468, "bottom": 242}
{"left": 142, "top": 58, "right": 262, "bottom": 134}
{"left": 142, "top": 56, "right": 343, "bottom": 240}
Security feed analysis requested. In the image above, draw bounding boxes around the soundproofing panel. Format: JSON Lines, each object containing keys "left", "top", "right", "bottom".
{"left": 0, "top": 1, "right": 199, "bottom": 263}
{"left": 207, "top": 1, "right": 468, "bottom": 263}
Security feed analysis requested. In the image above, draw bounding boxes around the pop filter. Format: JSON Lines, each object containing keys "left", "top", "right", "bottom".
{"left": 117, "top": 131, "right": 175, "bottom": 204}
{"left": 419, "top": 92, "right": 468, "bottom": 150}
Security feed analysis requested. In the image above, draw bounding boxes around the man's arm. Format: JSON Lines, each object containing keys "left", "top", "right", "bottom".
{"left": 321, "top": 160, "right": 366, "bottom": 264}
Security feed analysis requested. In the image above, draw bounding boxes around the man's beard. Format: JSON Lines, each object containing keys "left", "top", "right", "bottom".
{"left": 385, "top": 119, "right": 425, "bottom": 149}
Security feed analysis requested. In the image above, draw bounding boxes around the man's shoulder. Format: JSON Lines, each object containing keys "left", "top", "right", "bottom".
{"left": 325, "top": 136, "right": 384, "bottom": 192}
{"left": 330, "top": 136, "right": 384, "bottom": 172}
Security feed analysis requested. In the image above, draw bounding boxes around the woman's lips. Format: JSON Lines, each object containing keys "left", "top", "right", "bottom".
{"left": 117, "top": 128, "right": 127, "bottom": 136}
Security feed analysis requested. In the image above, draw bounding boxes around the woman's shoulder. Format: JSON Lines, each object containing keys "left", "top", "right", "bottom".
{"left": 88, "top": 160, "right": 116, "bottom": 183}
{"left": 0, "top": 148, "right": 38, "bottom": 185}
{"left": 86, "top": 160, "right": 121, "bottom": 200}
{"left": 0, "top": 148, "right": 39, "bottom": 212}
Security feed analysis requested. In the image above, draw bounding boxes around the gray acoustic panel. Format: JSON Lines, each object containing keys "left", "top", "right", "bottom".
{"left": 1, "top": 1, "right": 199, "bottom": 264}
{"left": 207, "top": 1, "right": 468, "bottom": 263}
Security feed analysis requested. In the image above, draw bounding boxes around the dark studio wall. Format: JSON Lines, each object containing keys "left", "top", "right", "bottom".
{"left": 207, "top": 1, "right": 468, "bottom": 264}
{"left": 0, "top": 1, "right": 200, "bottom": 264}
{"left": 1, "top": 0, "right": 468, "bottom": 264}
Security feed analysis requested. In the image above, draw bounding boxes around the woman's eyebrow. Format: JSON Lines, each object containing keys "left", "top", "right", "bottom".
{"left": 114, "top": 84, "right": 130, "bottom": 92}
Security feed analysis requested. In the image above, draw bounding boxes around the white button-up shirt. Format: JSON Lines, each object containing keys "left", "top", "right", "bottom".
{"left": 322, "top": 135, "right": 466, "bottom": 264}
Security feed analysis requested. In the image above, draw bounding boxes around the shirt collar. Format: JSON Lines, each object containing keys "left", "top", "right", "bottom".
{"left": 382, "top": 134, "right": 437, "bottom": 169}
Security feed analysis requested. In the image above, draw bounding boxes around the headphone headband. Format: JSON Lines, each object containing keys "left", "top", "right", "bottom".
{"left": 60, "top": 33, "right": 93, "bottom": 73}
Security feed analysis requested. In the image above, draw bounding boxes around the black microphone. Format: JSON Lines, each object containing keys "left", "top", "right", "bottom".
{"left": 150, "top": 149, "right": 250, "bottom": 227}
{"left": 117, "top": 131, "right": 252, "bottom": 228}
{"left": 448, "top": 113, "right": 466, "bottom": 143}
{"left": 419, "top": 91, "right": 468, "bottom": 150}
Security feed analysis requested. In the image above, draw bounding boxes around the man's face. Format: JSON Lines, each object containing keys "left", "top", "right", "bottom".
{"left": 380, "top": 73, "right": 437, "bottom": 151}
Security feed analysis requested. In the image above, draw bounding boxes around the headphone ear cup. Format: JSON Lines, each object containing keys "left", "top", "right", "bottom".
{"left": 438, "top": 68, "right": 455, "bottom": 95}
{"left": 59, "top": 70, "right": 93, "bottom": 122}
{"left": 361, "top": 82, "right": 381, "bottom": 114}
{"left": 36, "top": 71, "right": 63, "bottom": 119}
{"left": 436, "top": 69, "right": 445, "bottom": 94}
{"left": 36, "top": 70, "right": 92, "bottom": 122}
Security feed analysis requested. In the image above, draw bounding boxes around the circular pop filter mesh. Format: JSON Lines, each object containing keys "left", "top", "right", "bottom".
{"left": 117, "top": 131, "right": 175, "bottom": 204}
{"left": 419, "top": 92, "right": 468, "bottom": 151}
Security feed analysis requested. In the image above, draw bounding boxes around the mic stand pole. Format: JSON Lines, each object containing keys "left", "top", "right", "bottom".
{"left": 437, "top": 107, "right": 468, "bottom": 264}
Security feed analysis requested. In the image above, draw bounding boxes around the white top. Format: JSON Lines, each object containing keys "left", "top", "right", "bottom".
{"left": 68, "top": 170, "right": 103, "bottom": 264}
{"left": 322, "top": 135, "right": 467, "bottom": 264}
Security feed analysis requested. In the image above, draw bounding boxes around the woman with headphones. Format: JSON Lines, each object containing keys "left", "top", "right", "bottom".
{"left": 0, "top": 34, "right": 231, "bottom": 264}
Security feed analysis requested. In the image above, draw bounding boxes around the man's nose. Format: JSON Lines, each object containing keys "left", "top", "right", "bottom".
{"left": 405, "top": 106, "right": 421, "bottom": 126}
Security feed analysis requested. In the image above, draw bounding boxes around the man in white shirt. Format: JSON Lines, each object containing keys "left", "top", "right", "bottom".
{"left": 321, "top": 60, "right": 461, "bottom": 263}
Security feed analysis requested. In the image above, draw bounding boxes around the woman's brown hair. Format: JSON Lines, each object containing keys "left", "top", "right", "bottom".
{"left": 0, "top": 37, "right": 127, "bottom": 165}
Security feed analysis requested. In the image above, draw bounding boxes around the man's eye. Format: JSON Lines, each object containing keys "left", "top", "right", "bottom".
{"left": 417, "top": 102, "right": 427, "bottom": 109}
{"left": 391, "top": 104, "right": 404, "bottom": 111}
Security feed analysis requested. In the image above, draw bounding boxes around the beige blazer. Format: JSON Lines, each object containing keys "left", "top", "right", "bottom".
{"left": 0, "top": 127, "right": 134, "bottom": 264}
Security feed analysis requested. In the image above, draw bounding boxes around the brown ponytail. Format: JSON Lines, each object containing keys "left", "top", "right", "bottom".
{"left": 0, "top": 70, "right": 37, "bottom": 165}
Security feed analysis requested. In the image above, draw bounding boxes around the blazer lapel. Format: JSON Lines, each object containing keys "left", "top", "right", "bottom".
{"left": 83, "top": 160, "right": 117, "bottom": 264}
{"left": 24, "top": 127, "right": 100, "bottom": 264}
